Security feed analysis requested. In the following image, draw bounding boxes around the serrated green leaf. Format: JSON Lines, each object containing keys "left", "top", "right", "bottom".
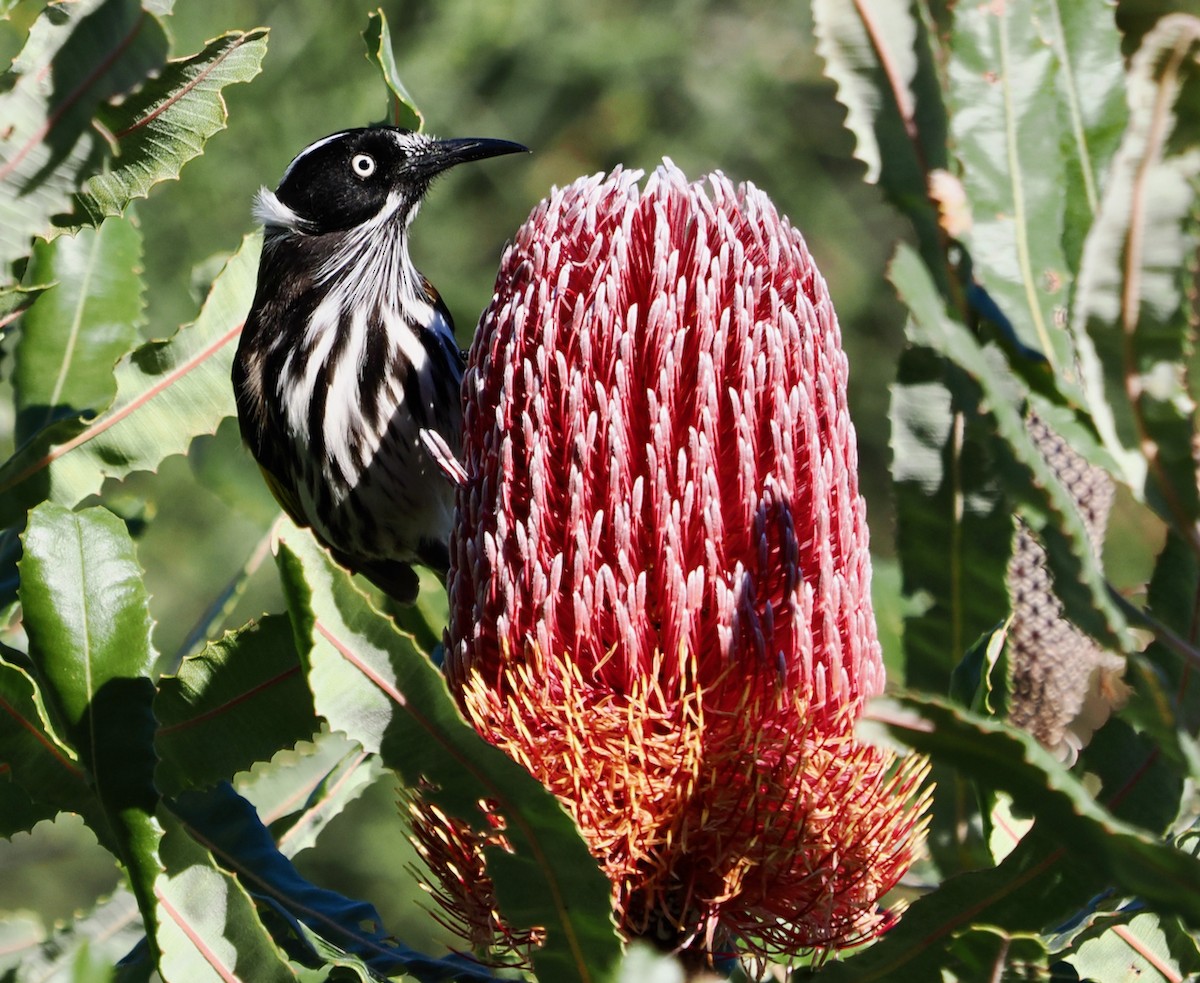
{"left": 813, "top": 0, "right": 950, "bottom": 292}
{"left": 2, "top": 889, "right": 144, "bottom": 982}
{"left": 0, "top": 655, "right": 95, "bottom": 836}
{"left": 235, "top": 728, "right": 382, "bottom": 859}
{"left": 0, "top": 233, "right": 259, "bottom": 526}
{"left": 0, "top": 0, "right": 168, "bottom": 275}
{"left": 0, "top": 911, "right": 44, "bottom": 976}
{"left": 155, "top": 809, "right": 298, "bottom": 983}
{"left": 1070, "top": 13, "right": 1200, "bottom": 533}
{"left": 872, "top": 694, "right": 1200, "bottom": 926}
{"left": 276, "top": 525, "right": 623, "bottom": 983}
{"left": 805, "top": 829, "right": 1105, "bottom": 982}
{"left": 71, "top": 29, "right": 269, "bottom": 226}
{"left": 949, "top": 0, "right": 1073, "bottom": 373}
{"left": 156, "top": 615, "right": 317, "bottom": 799}
{"left": 889, "top": 345, "right": 1012, "bottom": 690}
{"left": 891, "top": 242, "right": 1131, "bottom": 651}
{"left": 13, "top": 216, "right": 144, "bottom": 446}
{"left": 362, "top": 9, "right": 422, "bottom": 131}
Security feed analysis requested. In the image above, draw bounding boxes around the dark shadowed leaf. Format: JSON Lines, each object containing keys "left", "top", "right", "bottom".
{"left": 0, "top": 654, "right": 96, "bottom": 837}
{"left": 890, "top": 345, "right": 1012, "bottom": 692}
{"left": 169, "top": 783, "right": 500, "bottom": 982}
{"left": 276, "top": 526, "right": 623, "bottom": 983}
{"left": 891, "top": 242, "right": 1131, "bottom": 651}
{"left": 805, "top": 828, "right": 1105, "bottom": 982}
{"left": 870, "top": 695, "right": 1200, "bottom": 926}
{"left": 156, "top": 615, "right": 317, "bottom": 799}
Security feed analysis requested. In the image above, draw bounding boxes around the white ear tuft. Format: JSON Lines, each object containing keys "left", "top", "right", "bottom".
{"left": 252, "top": 187, "right": 304, "bottom": 231}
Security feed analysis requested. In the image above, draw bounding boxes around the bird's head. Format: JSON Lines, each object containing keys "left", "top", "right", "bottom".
{"left": 253, "top": 127, "right": 528, "bottom": 236}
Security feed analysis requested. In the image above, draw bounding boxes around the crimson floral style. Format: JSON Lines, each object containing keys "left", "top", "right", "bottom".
{"left": 436, "top": 161, "right": 930, "bottom": 964}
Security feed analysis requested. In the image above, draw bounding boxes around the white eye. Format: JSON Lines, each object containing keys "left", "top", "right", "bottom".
{"left": 351, "top": 153, "right": 376, "bottom": 178}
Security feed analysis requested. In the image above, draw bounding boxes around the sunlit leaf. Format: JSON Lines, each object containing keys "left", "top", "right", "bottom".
{"left": 813, "top": 0, "right": 950, "bottom": 291}
{"left": 156, "top": 808, "right": 298, "bottom": 983}
{"left": 948, "top": 0, "right": 1072, "bottom": 373}
{"left": 71, "top": 30, "right": 270, "bottom": 226}
{"left": 18, "top": 502, "right": 161, "bottom": 949}
{"left": 0, "top": 0, "right": 167, "bottom": 274}
{"left": 1068, "top": 912, "right": 1200, "bottom": 981}
{"left": 1070, "top": 13, "right": 1200, "bottom": 533}
{"left": 13, "top": 216, "right": 144, "bottom": 446}
{"left": 362, "top": 9, "right": 423, "bottom": 131}
{"left": 1046, "top": 0, "right": 1127, "bottom": 268}
{"left": 0, "top": 233, "right": 258, "bottom": 526}
{"left": 235, "top": 728, "right": 382, "bottom": 859}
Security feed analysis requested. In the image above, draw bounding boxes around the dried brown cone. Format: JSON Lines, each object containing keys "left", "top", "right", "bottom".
{"left": 1006, "top": 413, "right": 1129, "bottom": 762}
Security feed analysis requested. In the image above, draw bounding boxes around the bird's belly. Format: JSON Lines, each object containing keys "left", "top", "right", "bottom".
{"left": 300, "top": 396, "right": 459, "bottom": 565}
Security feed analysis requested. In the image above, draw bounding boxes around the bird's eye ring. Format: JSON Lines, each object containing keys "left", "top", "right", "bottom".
{"left": 351, "top": 153, "right": 376, "bottom": 178}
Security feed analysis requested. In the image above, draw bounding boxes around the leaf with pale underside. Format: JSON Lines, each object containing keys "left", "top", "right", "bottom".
{"left": 0, "top": 0, "right": 167, "bottom": 273}
{"left": 0, "top": 233, "right": 259, "bottom": 527}
{"left": 70, "top": 30, "right": 269, "bottom": 227}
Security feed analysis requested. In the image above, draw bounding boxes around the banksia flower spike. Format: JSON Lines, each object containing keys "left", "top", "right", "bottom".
{"left": 442, "top": 161, "right": 930, "bottom": 964}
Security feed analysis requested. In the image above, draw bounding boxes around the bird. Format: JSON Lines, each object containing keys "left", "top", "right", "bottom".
{"left": 232, "top": 126, "right": 527, "bottom": 602}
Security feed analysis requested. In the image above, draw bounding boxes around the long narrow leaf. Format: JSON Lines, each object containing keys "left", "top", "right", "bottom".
{"left": 156, "top": 615, "right": 317, "bottom": 799}
{"left": 1070, "top": 13, "right": 1200, "bottom": 535}
{"left": 18, "top": 503, "right": 162, "bottom": 953}
{"left": 276, "top": 526, "right": 622, "bottom": 983}
{"left": 948, "top": 0, "right": 1072, "bottom": 373}
{"left": 813, "top": 0, "right": 950, "bottom": 291}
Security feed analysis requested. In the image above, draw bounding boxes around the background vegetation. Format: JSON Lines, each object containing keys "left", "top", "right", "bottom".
{"left": 1, "top": 0, "right": 1199, "bottom": 980}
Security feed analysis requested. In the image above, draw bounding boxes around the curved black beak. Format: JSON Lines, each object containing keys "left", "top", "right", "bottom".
{"left": 414, "top": 137, "right": 529, "bottom": 180}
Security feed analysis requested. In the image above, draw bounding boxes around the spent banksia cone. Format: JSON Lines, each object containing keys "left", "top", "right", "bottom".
{"left": 439, "top": 161, "right": 929, "bottom": 962}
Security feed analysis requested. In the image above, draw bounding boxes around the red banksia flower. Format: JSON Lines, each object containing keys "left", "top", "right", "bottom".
{"left": 442, "top": 162, "right": 930, "bottom": 962}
